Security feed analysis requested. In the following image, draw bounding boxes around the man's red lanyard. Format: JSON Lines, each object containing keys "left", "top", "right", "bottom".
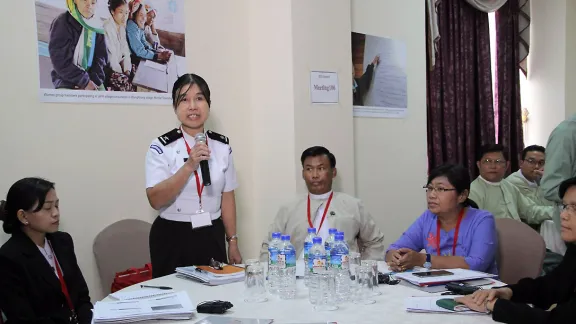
{"left": 307, "top": 192, "right": 334, "bottom": 232}
{"left": 48, "top": 241, "right": 77, "bottom": 322}
{"left": 436, "top": 207, "right": 466, "bottom": 256}
{"left": 182, "top": 133, "right": 207, "bottom": 209}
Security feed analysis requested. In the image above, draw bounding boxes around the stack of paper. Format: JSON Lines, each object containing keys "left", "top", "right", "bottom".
{"left": 109, "top": 288, "right": 174, "bottom": 301}
{"left": 93, "top": 291, "right": 194, "bottom": 323}
{"left": 394, "top": 268, "right": 497, "bottom": 287}
{"left": 194, "top": 316, "right": 273, "bottom": 324}
{"left": 405, "top": 296, "right": 479, "bottom": 314}
{"left": 176, "top": 265, "right": 244, "bottom": 286}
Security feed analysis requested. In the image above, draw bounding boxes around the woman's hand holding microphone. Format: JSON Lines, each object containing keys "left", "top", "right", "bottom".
{"left": 184, "top": 142, "right": 210, "bottom": 172}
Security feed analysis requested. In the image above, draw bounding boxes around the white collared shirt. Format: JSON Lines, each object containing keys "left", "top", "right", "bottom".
{"left": 518, "top": 170, "right": 538, "bottom": 188}
{"left": 479, "top": 175, "right": 501, "bottom": 186}
{"left": 309, "top": 191, "right": 332, "bottom": 242}
{"left": 37, "top": 238, "right": 58, "bottom": 277}
{"left": 299, "top": 191, "right": 333, "bottom": 259}
{"left": 145, "top": 130, "right": 238, "bottom": 222}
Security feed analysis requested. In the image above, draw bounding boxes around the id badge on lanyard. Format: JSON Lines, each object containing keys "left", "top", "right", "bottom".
{"left": 184, "top": 133, "right": 212, "bottom": 229}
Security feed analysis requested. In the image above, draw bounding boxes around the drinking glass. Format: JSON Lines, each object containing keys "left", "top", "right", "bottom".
{"left": 362, "top": 260, "right": 381, "bottom": 296}
{"left": 244, "top": 264, "right": 267, "bottom": 303}
{"left": 309, "top": 269, "right": 338, "bottom": 311}
{"left": 349, "top": 252, "right": 361, "bottom": 280}
{"left": 244, "top": 259, "right": 260, "bottom": 275}
{"left": 353, "top": 265, "right": 376, "bottom": 305}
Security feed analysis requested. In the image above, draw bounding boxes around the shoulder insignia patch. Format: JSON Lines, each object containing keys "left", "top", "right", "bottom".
{"left": 157, "top": 128, "right": 182, "bottom": 146}
{"left": 150, "top": 144, "right": 163, "bottom": 154}
{"left": 207, "top": 130, "right": 229, "bottom": 145}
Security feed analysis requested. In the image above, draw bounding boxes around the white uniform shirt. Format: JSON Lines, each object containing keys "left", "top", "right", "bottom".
{"left": 145, "top": 129, "right": 238, "bottom": 222}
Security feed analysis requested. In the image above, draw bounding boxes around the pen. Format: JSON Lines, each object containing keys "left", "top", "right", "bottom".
{"left": 140, "top": 285, "right": 173, "bottom": 290}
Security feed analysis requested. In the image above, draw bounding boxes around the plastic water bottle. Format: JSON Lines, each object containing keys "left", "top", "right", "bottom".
{"left": 330, "top": 233, "right": 350, "bottom": 303}
{"left": 267, "top": 232, "right": 282, "bottom": 294}
{"left": 308, "top": 237, "right": 327, "bottom": 305}
{"left": 325, "top": 228, "right": 337, "bottom": 265}
{"left": 278, "top": 235, "right": 297, "bottom": 299}
{"left": 303, "top": 228, "right": 317, "bottom": 285}
{"left": 337, "top": 231, "right": 349, "bottom": 250}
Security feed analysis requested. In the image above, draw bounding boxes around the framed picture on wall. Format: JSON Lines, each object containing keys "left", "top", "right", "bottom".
{"left": 351, "top": 32, "right": 408, "bottom": 118}
{"left": 34, "top": 0, "right": 187, "bottom": 105}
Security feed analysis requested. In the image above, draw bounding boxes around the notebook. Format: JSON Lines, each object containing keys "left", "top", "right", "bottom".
{"left": 108, "top": 288, "right": 174, "bottom": 300}
{"left": 196, "top": 265, "right": 244, "bottom": 276}
{"left": 404, "top": 296, "right": 481, "bottom": 315}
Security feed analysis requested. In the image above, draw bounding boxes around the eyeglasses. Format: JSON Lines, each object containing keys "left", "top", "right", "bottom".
{"left": 480, "top": 159, "right": 506, "bottom": 166}
{"left": 524, "top": 158, "right": 545, "bottom": 167}
{"left": 423, "top": 186, "right": 457, "bottom": 194}
{"left": 561, "top": 204, "right": 576, "bottom": 214}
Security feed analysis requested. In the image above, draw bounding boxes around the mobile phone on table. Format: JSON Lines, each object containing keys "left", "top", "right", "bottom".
{"left": 445, "top": 282, "right": 481, "bottom": 295}
{"left": 411, "top": 270, "right": 454, "bottom": 278}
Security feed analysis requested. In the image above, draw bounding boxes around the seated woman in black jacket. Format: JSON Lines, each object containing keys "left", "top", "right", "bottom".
{"left": 0, "top": 178, "right": 92, "bottom": 324}
{"left": 456, "top": 176, "right": 576, "bottom": 323}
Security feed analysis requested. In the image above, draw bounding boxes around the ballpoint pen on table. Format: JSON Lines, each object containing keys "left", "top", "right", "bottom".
{"left": 140, "top": 285, "right": 173, "bottom": 290}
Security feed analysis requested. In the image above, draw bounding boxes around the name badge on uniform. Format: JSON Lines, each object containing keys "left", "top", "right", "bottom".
{"left": 191, "top": 210, "right": 212, "bottom": 229}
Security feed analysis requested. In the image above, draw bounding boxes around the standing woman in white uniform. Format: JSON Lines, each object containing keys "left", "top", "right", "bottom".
{"left": 146, "top": 74, "right": 242, "bottom": 278}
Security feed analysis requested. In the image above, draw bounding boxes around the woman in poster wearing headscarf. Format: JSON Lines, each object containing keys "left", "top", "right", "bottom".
{"left": 126, "top": 0, "right": 172, "bottom": 64}
{"left": 49, "top": 0, "right": 109, "bottom": 91}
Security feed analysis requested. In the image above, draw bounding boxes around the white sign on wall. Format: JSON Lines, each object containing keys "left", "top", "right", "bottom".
{"left": 310, "top": 71, "right": 339, "bottom": 104}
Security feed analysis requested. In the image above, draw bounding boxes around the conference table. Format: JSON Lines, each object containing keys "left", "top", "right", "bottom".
{"left": 104, "top": 267, "right": 503, "bottom": 324}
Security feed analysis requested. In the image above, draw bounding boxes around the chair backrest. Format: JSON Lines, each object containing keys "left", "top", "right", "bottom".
{"left": 495, "top": 218, "right": 546, "bottom": 284}
{"left": 93, "top": 219, "right": 152, "bottom": 293}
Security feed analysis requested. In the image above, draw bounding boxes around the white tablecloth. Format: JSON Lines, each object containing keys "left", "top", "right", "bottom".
{"left": 103, "top": 271, "right": 502, "bottom": 324}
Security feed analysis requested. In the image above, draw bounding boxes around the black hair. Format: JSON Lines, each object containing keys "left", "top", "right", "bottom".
{"left": 300, "top": 146, "right": 336, "bottom": 169}
{"left": 559, "top": 177, "right": 576, "bottom": 200}
{"left": 522, "top": 145, "right": 546, "bottom": 160}
{"left": 427, "top": 164, "right": 478, "bottom": 208}
{"left": 478, "top": 144, "right": 509, "bottom": 161}
{"left": 108, "top": 0, "right": 128, "bottom": 13}
{"left": 0, "top": 178, "right": 55, "bottom": 234}
{"left": 172, "top": 74, "right": 212, "bottom": 109}
{"left": 131, "top": 3, "right": 144, "bottom": 21}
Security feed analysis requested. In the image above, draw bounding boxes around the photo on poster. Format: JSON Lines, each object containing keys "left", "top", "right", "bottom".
{"left": 351, "top": 32, "right": 407, "bottom": 118}
{"left": 35, "top": 0, "right": 186, "bottom": 104}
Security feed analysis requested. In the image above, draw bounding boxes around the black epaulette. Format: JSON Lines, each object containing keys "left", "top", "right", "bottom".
{"left": 157, "top": 128, "right": 183, "bottom": 146}
{"left": 207, "top": 130, "right": 229, "bottom": 144}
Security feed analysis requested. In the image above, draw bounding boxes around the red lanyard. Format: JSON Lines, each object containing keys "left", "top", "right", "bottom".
{"left": 436, "top": 208, "right": 466, "bottom": 256}
{"left": 182, "top": 133, "right": 207, "bottom": 208}
{"left": 307, "top": 192, "right": 334, "bottom": 232}
{"left": 48, "top": 241, "right": 76, "bottom": 318}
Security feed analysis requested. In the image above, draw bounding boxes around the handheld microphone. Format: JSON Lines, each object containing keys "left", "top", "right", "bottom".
{"left": 194, "top": 133, "right": 212, "bottom": 186}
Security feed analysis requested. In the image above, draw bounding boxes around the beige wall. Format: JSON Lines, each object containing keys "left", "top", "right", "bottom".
{"left": 0, "top": 0, "right": 426, "bottom": 301}
{"left": 351, "top": 0, "right": 428, "bottom": 248}
{"left": 564, "top": 0, "right": 576, "bottom": 119}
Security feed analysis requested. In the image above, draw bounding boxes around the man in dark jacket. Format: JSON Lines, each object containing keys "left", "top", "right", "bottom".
{"left": 353, "top": 55, "right": 379, "bottom": 106}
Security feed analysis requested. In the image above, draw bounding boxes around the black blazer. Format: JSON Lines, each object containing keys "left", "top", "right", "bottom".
{"left": 0, "top": 231, "right": 93, "bottom": 324}
{"left": 492, "top": 244, "right": 576, "bottom": 323}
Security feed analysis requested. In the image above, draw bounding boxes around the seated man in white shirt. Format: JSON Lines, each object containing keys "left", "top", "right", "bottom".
{"left": 506, "top": 145, "right": 554, "bottom": 206}
{"left": 260, "top": 146, "right": 385, "bottom": 261}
